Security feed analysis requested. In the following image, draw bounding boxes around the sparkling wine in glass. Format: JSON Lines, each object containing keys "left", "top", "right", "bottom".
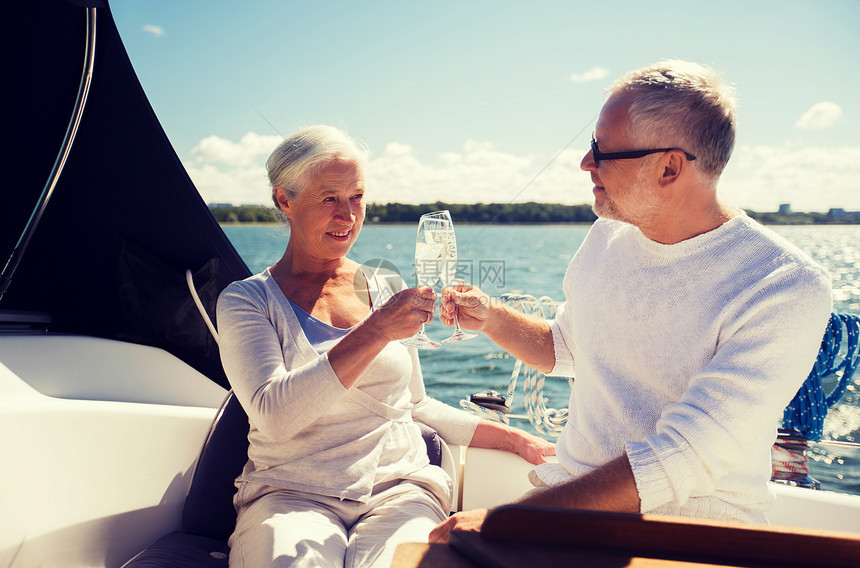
{"left": 438, "top": 212, "right": 477, "bottom": 343}
{"left": 401, "top": 212, "right": 448, "bottom": 349}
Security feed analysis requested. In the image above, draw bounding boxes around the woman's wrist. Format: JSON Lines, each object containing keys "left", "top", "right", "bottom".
{"left": 473, "top": 419, "right": 515, "bottom": 452}
{"left": 355, "top": 311, "right": 395, "bottom": 346}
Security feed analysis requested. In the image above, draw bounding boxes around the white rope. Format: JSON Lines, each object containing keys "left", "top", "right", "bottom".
{"left": 459, "top": 399, "right": 510, "bottom": 424}
{"left": 461, "top": 293, "right": 572, "bottom": 437}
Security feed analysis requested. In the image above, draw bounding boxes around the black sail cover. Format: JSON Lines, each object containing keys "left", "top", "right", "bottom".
{"left": 2, "top": 0, "right": 252, "bottom": 388}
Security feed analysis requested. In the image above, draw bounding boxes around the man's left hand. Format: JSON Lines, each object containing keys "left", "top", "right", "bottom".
{"left": 428, "top": 508, "right": 489, "bottom": 543}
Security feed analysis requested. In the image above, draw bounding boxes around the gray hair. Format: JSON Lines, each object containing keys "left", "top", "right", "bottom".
{"left": 267, "top": 125, "right": 369, "bottom": 208}
{"left": 607, "top": 60, "right": 737, "bottom": 183}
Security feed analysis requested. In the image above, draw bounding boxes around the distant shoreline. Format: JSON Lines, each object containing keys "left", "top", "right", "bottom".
{"left": 217, "top": 220, "right": 859, "bottom": 226}
{"left": 217, "top": 221, "right": 599, "bottom": 226}
{"left": 209, "top": 202, "right": 860, "bottom": 225}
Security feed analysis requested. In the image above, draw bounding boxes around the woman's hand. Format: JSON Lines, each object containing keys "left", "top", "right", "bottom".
{"left": 440, "top": 282, "right": 492, "bottom": 331}
{"left": 369, "top": 286, "right": 437, "bottom": 342}
{"left": 328, "top": 286, "right": 435, "bottom": 389}
{"left": 469, "top": 419, "right": 556, "bottom": 465}
{"left": 509, "top": 428, "right": 556, "bottom": 465}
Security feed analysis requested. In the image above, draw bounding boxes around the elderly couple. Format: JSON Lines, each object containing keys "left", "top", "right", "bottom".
{"left": 216, "top": 60, "right": 832, "bottom": 567}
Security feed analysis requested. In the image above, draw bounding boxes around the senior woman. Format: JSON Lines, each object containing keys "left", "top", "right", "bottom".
{"left": 216, "top": 125, "right": 554, "bottom": 568}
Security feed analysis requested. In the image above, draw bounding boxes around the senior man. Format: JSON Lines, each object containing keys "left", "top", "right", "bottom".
{"left": 432, "top": 60, "right": 832, "bottom": 542}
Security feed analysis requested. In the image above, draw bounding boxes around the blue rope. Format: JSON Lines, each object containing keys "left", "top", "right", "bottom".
{"left": 782, "top": 313, "right": 860, "bottom": 441}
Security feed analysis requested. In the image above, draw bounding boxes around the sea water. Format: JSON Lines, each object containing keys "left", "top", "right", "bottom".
{"left": 222, "top": 222, "right": 860, "bottom": 496}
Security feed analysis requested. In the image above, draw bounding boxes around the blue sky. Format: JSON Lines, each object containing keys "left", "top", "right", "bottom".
{"left": 112, "top": 0, "right": 859, "bottom": 212}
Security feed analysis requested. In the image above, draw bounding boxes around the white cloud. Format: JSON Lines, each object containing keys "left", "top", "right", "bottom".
{"left": 795, "top": 102, "right": 842, "bottom": 130}
{"left": 366, "top": 140, "right": 592, "bottom": 205}
{"left": 720, "top": 144, "right": 860, "bottom": 212}
{"left": 370, "top": 141, "right": 860, "bottom": 211}
{"left": 184, "top": 161, "right": 272, "bottom": 205}
{"left": 142, "top": 24, "right": 166, "bottom": 37}
{"left": 186, "top": 133, "right": 593, "bottom": 206}
{"left": 570, "top": 66, "right": 610, "bottom": 83}
{"left": 183, "top": 132, "right": 860, "bottom": 213}
{"left": 380, "top": 142, "right": 414, "bottom": 158}
{"left": 191, "top": 132, "right": 282, "bottom": 167}
{"left": 184, "top": 132, "right": 282, "bottom": 204}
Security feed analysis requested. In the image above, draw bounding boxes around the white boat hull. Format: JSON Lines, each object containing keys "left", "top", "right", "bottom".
{"left": 0, "top": 335, "right": 225, "bottom": 567}
{"left": 2, "top": 334, "right": 859, "bottom": 567}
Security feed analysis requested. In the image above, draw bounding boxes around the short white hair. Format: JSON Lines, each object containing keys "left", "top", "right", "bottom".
{"left": 608, "top": 60, "right": 737, "bottom": 182}
{"left": 267, "top": 125, "right": 369, "bottom": 206}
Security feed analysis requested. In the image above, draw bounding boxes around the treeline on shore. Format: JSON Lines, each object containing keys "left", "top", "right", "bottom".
{"left": 208, "top": 202, "right": 860, "bottom": 225}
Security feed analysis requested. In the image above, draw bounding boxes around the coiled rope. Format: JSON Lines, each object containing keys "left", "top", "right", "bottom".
{"left": 770, "top": 429, "right": 819, "bottom": 489}
{"left": 460, "top": 294, "right": 572, "bottom": 437}
{"left": 781, "top": 313, "right": 860, "bottom": 441}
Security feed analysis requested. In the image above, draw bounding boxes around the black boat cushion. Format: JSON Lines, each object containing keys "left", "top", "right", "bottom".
{"left": 417, "top": 421, "right": 444, "bottom": 468}
{"left": 182, "top": 392, "right": 250, "bottom": 542}
{"left": 126, "top": 392, "right": 445, "bottom": 566}
{"left": 122, "top": 532, "right": 228, "bottom": 568}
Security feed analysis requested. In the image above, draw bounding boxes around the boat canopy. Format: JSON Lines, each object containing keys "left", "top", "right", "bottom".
{"left": 2, "top": 0, "right": 252, "bottom": 388}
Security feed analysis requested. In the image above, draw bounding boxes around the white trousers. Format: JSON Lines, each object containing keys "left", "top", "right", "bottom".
{"left": 228, "top": 481, "right": 446, "bottom": 568}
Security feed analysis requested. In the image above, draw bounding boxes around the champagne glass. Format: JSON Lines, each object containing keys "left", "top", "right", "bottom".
{"left": 439, "top": 212, "right": 477, "bottom": 343}
{"left": 401, "top": 211, "right": 448, "bottom": 349}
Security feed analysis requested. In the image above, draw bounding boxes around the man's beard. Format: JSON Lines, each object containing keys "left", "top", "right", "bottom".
{"left": 592, "top": 167, "right": 661, "bottom": 227}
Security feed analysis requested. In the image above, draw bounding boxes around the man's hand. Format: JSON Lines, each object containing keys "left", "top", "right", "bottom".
{"left": 440, "top": 283, "right": 491, "bottom": 331}
{"left": 428, "top": 509, "right": 489, "bottom": 543}
{"left": 442, "top": 283, "right": 556, "bottom": 373}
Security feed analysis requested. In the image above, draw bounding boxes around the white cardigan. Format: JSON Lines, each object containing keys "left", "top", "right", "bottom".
{"left": 216, "top": 266, "right": 479, "bottom": 510}
{"left": 535, "top": 214, "right": 832, "bottom": 523}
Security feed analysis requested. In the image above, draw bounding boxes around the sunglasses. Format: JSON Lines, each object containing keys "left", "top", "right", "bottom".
{"left": 590, "top": 135, "right": 696, "bottom": 167}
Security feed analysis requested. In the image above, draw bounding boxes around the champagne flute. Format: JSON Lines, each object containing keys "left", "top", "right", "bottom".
{"left": 401, "top": 211, "right": 448, "bottom": 349}
{"left": 439, "top": 212, "right": 477, "bottom": 343}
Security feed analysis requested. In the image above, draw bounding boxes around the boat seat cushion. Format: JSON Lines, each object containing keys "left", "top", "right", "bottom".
{"left": 123, "top": 391, "right": 446, "bottom": 566}
{"left": 417, "top": 421, "right": 443, "bottom": 468}
{"left": 179, "top": 394, "right": 444, "bottom": 543}
{"left": 123, "top": 532, "right": 228, "bottom": 568}
{"left": 182, "top": 392, "right": 250, "bottom": 542}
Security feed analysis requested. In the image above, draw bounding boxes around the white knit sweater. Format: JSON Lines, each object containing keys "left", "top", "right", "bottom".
{"left": 534, "top": 214, "right": 832, "bottom": 523}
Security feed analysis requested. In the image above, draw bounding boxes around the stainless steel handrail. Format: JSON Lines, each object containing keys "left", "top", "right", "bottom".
{"left": 0, "top": 7, "right": 97, "bottom": 302}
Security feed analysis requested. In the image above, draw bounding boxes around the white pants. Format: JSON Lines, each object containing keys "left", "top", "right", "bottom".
{"left": 228, "top": 482, "right": 446, "bottom": 568}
